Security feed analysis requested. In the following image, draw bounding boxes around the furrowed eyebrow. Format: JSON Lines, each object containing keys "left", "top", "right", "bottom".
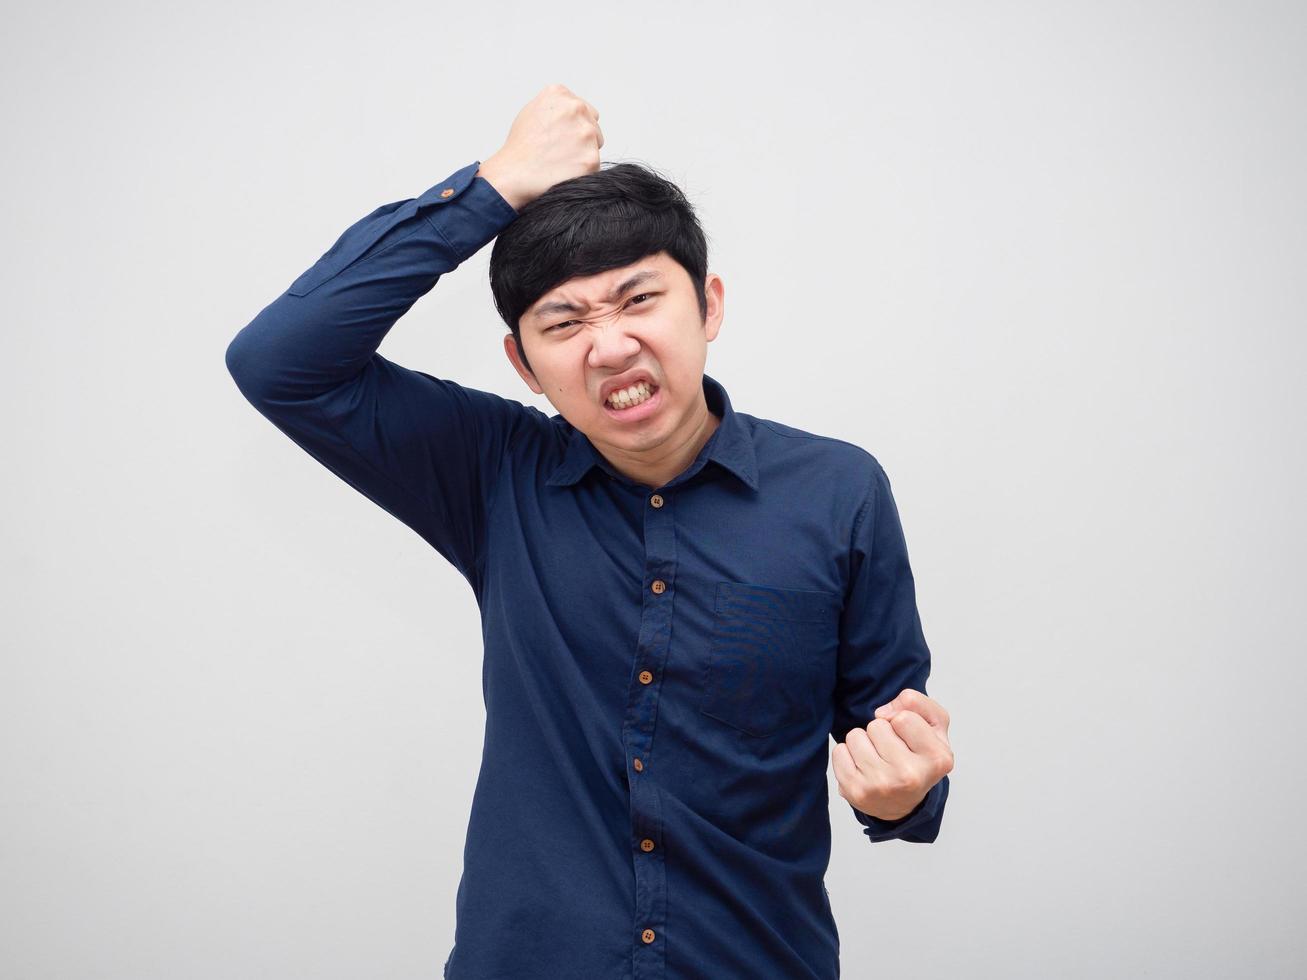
{"left": 532, "top": 270, "right": 664, "bottom": 322}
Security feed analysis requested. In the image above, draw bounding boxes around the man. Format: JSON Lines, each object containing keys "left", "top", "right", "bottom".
{"left": 226, "top": 83, "right": 953, "bottom": 979}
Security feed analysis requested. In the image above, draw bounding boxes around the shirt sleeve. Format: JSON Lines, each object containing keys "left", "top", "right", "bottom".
{"left": 831, "top": 457, "right": 951, "bottom": 844}
{"left": 224, "top": 159, "right": 528, "bottom": 596}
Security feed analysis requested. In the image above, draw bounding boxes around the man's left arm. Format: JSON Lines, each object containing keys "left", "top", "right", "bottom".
{"left": 830, "top": 457, "right": 954, "bottom": 844}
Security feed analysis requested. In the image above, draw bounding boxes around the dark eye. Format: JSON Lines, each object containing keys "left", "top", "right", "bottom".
{"left": 547, "top": 294, "right": 654, "bottom": 332}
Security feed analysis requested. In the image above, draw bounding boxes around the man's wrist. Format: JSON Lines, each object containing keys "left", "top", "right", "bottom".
{"left": 475, "top": 157, "right": 529, "bottom": 213}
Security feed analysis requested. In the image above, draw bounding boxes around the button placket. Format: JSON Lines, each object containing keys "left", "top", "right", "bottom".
{"left": 623, "top": 489, "right": 673, "bottom": 978}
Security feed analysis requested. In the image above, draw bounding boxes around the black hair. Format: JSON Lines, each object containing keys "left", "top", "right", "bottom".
{"left": 488, "top": 161, "right": 710, "bottom": 377}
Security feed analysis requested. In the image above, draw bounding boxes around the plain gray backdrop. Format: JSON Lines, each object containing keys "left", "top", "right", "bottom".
{"left": 3, "top": 1, "right": 1304, "bottom": 977}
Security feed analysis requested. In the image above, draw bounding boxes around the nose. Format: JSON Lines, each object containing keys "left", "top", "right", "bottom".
{"left": 586, "top": 313, "right": 641, "bottom": 369}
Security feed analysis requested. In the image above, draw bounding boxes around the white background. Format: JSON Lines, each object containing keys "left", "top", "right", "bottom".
{"left": 3, "top": 1, "right": 1304, "bottom": 977}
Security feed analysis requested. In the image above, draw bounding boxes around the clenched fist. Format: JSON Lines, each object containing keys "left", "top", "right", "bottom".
{"left": 833, "top": 688, "right": 954, "bottom": 822}
{"left": 476, "top": 82, "right": 604, "bottom": 212}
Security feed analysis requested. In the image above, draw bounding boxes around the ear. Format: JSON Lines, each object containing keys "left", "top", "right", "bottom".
{"left": 503, "top": 333, "right": 544, "bottom": 395}
{"left": 703, "top": 272, "right": 724, "bottom": 344}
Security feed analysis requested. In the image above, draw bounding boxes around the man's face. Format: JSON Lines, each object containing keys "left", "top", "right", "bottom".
{"left": 503, "top": 251, "right": 725, "bottom": 467}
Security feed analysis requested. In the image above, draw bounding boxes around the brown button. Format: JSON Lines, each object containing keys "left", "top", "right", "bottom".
{"left": 642, "top": 928, "right": 656, "bottom": 944}
{"left": 651, "top": 579, "right": 666, "bottom": 594}
{"left": 650, "top": 493, "right": 664, "bottom": 508}
{"left": 640, "top": 838, "right": 655, "bottom": 852}
{"left": 632, "top": 757, "right": 644, "bottom": 772}
{"left": 639, "top": 670, "right": 653, "bottom": 684}
{"left": 439, "top": 188, "right": 454, "bottom": 197}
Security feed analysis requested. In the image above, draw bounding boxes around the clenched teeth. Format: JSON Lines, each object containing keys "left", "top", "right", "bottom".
{"left": 606, "top": 380, "right": 655, "bottom": 409}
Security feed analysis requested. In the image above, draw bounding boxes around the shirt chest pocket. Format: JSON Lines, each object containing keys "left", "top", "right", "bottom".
{"left": 699, "top": 581, "right": 842, "bottom": 738}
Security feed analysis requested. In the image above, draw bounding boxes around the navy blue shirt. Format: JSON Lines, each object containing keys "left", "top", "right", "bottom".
{"left": 225, "top": 159, "right": 949, "bottom": 979}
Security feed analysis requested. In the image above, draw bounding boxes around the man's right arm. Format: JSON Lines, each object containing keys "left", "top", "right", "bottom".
{"left": 224, "top": 159, "right": 524, "bottom": 593}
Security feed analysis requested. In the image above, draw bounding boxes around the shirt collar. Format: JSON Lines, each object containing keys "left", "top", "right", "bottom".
{"left": 546, "top": 372, "right": 759, "bottom": 492}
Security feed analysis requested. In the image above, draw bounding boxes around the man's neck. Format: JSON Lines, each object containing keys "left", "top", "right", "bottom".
{"left": 599, "top": 395, "right": 722, "bottom": 490}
